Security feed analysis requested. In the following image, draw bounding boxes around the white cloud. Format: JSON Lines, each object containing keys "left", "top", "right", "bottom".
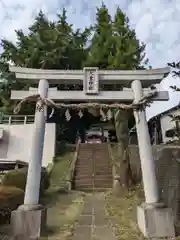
{"left": 0, "top": 0, "right": 180, "bottom": 117}
{"left": 0, "top": 0, "right": 179, "bottom": 67}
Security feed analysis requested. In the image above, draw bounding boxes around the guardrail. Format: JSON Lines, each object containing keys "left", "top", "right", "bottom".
{"left": 0, "top": 159, "right": 28, "bottom": 171}
{"left": 0, "top": 115, "right": 35, "bottom": 124}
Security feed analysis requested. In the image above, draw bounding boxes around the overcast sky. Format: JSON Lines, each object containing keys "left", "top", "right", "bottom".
{"left": 0, "top": 0, "right": 180, "bottom": 119}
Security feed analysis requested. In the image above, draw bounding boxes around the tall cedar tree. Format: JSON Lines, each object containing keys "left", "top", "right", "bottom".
{"left": 0, "top": 9, "right": 89, "bottom": 101}
{"left": 85, "top": 4, "right": 148, "bottom": 189}
{"left": 0, "top": 5, "right": 150, "bottom": 174}
{"left": 84, "top": 3, "right": 113, "bottom": 68}
{"left": 0, "top": 9, "right": 90, "bottom": 142}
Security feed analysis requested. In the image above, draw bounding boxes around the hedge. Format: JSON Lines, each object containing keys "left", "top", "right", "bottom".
{"left": 1, "top": 167, "right": 50, "bottom": 196}
{"left": 0, "top": 186, "right": 24, "bottom": 224}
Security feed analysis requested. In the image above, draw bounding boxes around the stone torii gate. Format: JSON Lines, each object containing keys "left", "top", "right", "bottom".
{"left": 9, "top": 66, "right": 175, "bottom": 239}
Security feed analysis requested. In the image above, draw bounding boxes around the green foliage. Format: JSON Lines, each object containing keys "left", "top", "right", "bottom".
{"left": 84, "top": 4, "right": 146, "bottom": 141}
{"left": 85, "top": 4, "right": 148, "bottom": 70}
{"left": 1, "top": 10, "right": 89, "bottom": 70}
{"left": 0, "top": 9, "right": 90, "bottom": 116}
{"left": 0, "top": 4, "right": 148, "bottom": 142}
{"left": 2, "top": 167, "right": 50, "bottom": 196}
{"left": 0, "top": 186, "right": 24, "bottom": 224}
{"left": 0, "top": 185, "right": 24, "bottom": 207}
{"left": 168, "top": 62, "right": 180, "bottom": 77}
{"left": 49, "top": 151, "right": 75, "bottom": 191}
{"left": 167, "top": 61, "right": 180, "bottom": 139}
{"left": 84, "top": 3, "right": 113, "bottom": 68}
{"left": 168, "top": 62, "right": 180, "bottom": 96}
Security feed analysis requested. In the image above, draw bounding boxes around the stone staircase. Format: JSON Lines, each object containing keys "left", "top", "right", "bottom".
{"left": 73, "top": 143, "right": 112, "bottom": 191}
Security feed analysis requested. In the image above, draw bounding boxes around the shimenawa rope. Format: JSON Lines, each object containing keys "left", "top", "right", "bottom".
{"left": 13, "top": 87, "right": 157, "bottom": 115}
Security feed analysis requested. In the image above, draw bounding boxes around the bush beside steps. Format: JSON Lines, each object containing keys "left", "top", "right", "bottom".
{"left": 2, "top": 167, "right": 50, "bottom": 196}
{"left": 0, "top": 167, "right": 50, "bottom": 225}
{"left": 0, "top": 186, "right": 24, "bottom": 224}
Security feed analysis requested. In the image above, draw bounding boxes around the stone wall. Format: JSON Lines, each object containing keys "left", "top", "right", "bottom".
{"left": 129, "top": 144, "right": 180, "bottom": 226}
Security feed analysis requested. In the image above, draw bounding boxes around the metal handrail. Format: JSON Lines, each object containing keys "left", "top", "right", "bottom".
{"left": 0, "top": 115, "right": 35, "bottom": 124}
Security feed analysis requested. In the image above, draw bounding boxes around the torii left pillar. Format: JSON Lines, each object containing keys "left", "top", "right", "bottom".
{"left": 11, "top": 79, "right": 49, "bottom": 239}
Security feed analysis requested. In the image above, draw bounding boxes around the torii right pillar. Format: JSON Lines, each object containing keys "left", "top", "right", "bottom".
{"left": 131, "top": 80, "right": 175, "bottom": 238}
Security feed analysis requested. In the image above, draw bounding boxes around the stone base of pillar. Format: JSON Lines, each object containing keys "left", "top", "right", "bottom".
{"left": 11, "top": 204, "right": 47, "bottom": 239}
{"left": 137, "top": 202, "right": 175, "bottom": 238}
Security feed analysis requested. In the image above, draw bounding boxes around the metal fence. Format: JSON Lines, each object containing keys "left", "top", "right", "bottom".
{"left": 0, "top": 115, "right": 35, "bottom": 124}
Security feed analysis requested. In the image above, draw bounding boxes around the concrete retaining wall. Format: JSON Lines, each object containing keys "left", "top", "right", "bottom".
{"left": 0, "top": 123, "right": 56, "bottom": 167}
{"left": 129, "top": 145, "right": 180, "bottom": 225}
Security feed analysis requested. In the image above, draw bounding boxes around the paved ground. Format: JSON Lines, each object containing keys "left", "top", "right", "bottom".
{"left": 71, "top": 193, "right": 116, "bottom": 240}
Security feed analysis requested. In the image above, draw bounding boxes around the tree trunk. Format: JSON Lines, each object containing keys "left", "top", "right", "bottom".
{"left": 113, "top": 109, "right": 134, "bottom": 195}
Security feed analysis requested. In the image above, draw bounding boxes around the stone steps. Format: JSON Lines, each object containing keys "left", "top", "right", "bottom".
{"left": 75, "top": 165, "right": 111, "bottom": 168}
{"left": 74, "top": 174, "right": 112, "bottom": 180}
{"left": 75, "top": 183, "right": 112, "bottom": 188}
{"left": 73, "top": 143, "right": 112, "bottom": 192}
{"left": 74, "top": 187, "right": 111, "bottom": 192}
{"left": 75, "top": 169, "right": 112, "bottom": 174}
{"left": 74, "top": 180, "right": 112, "bottom": 184}
{"left": 76, "top": 163, "right": 111, "bottom": 167}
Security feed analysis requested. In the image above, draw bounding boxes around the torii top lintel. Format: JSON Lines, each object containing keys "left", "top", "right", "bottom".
{"left": 9, "top": 66, "right": 170, "bottom": 88}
